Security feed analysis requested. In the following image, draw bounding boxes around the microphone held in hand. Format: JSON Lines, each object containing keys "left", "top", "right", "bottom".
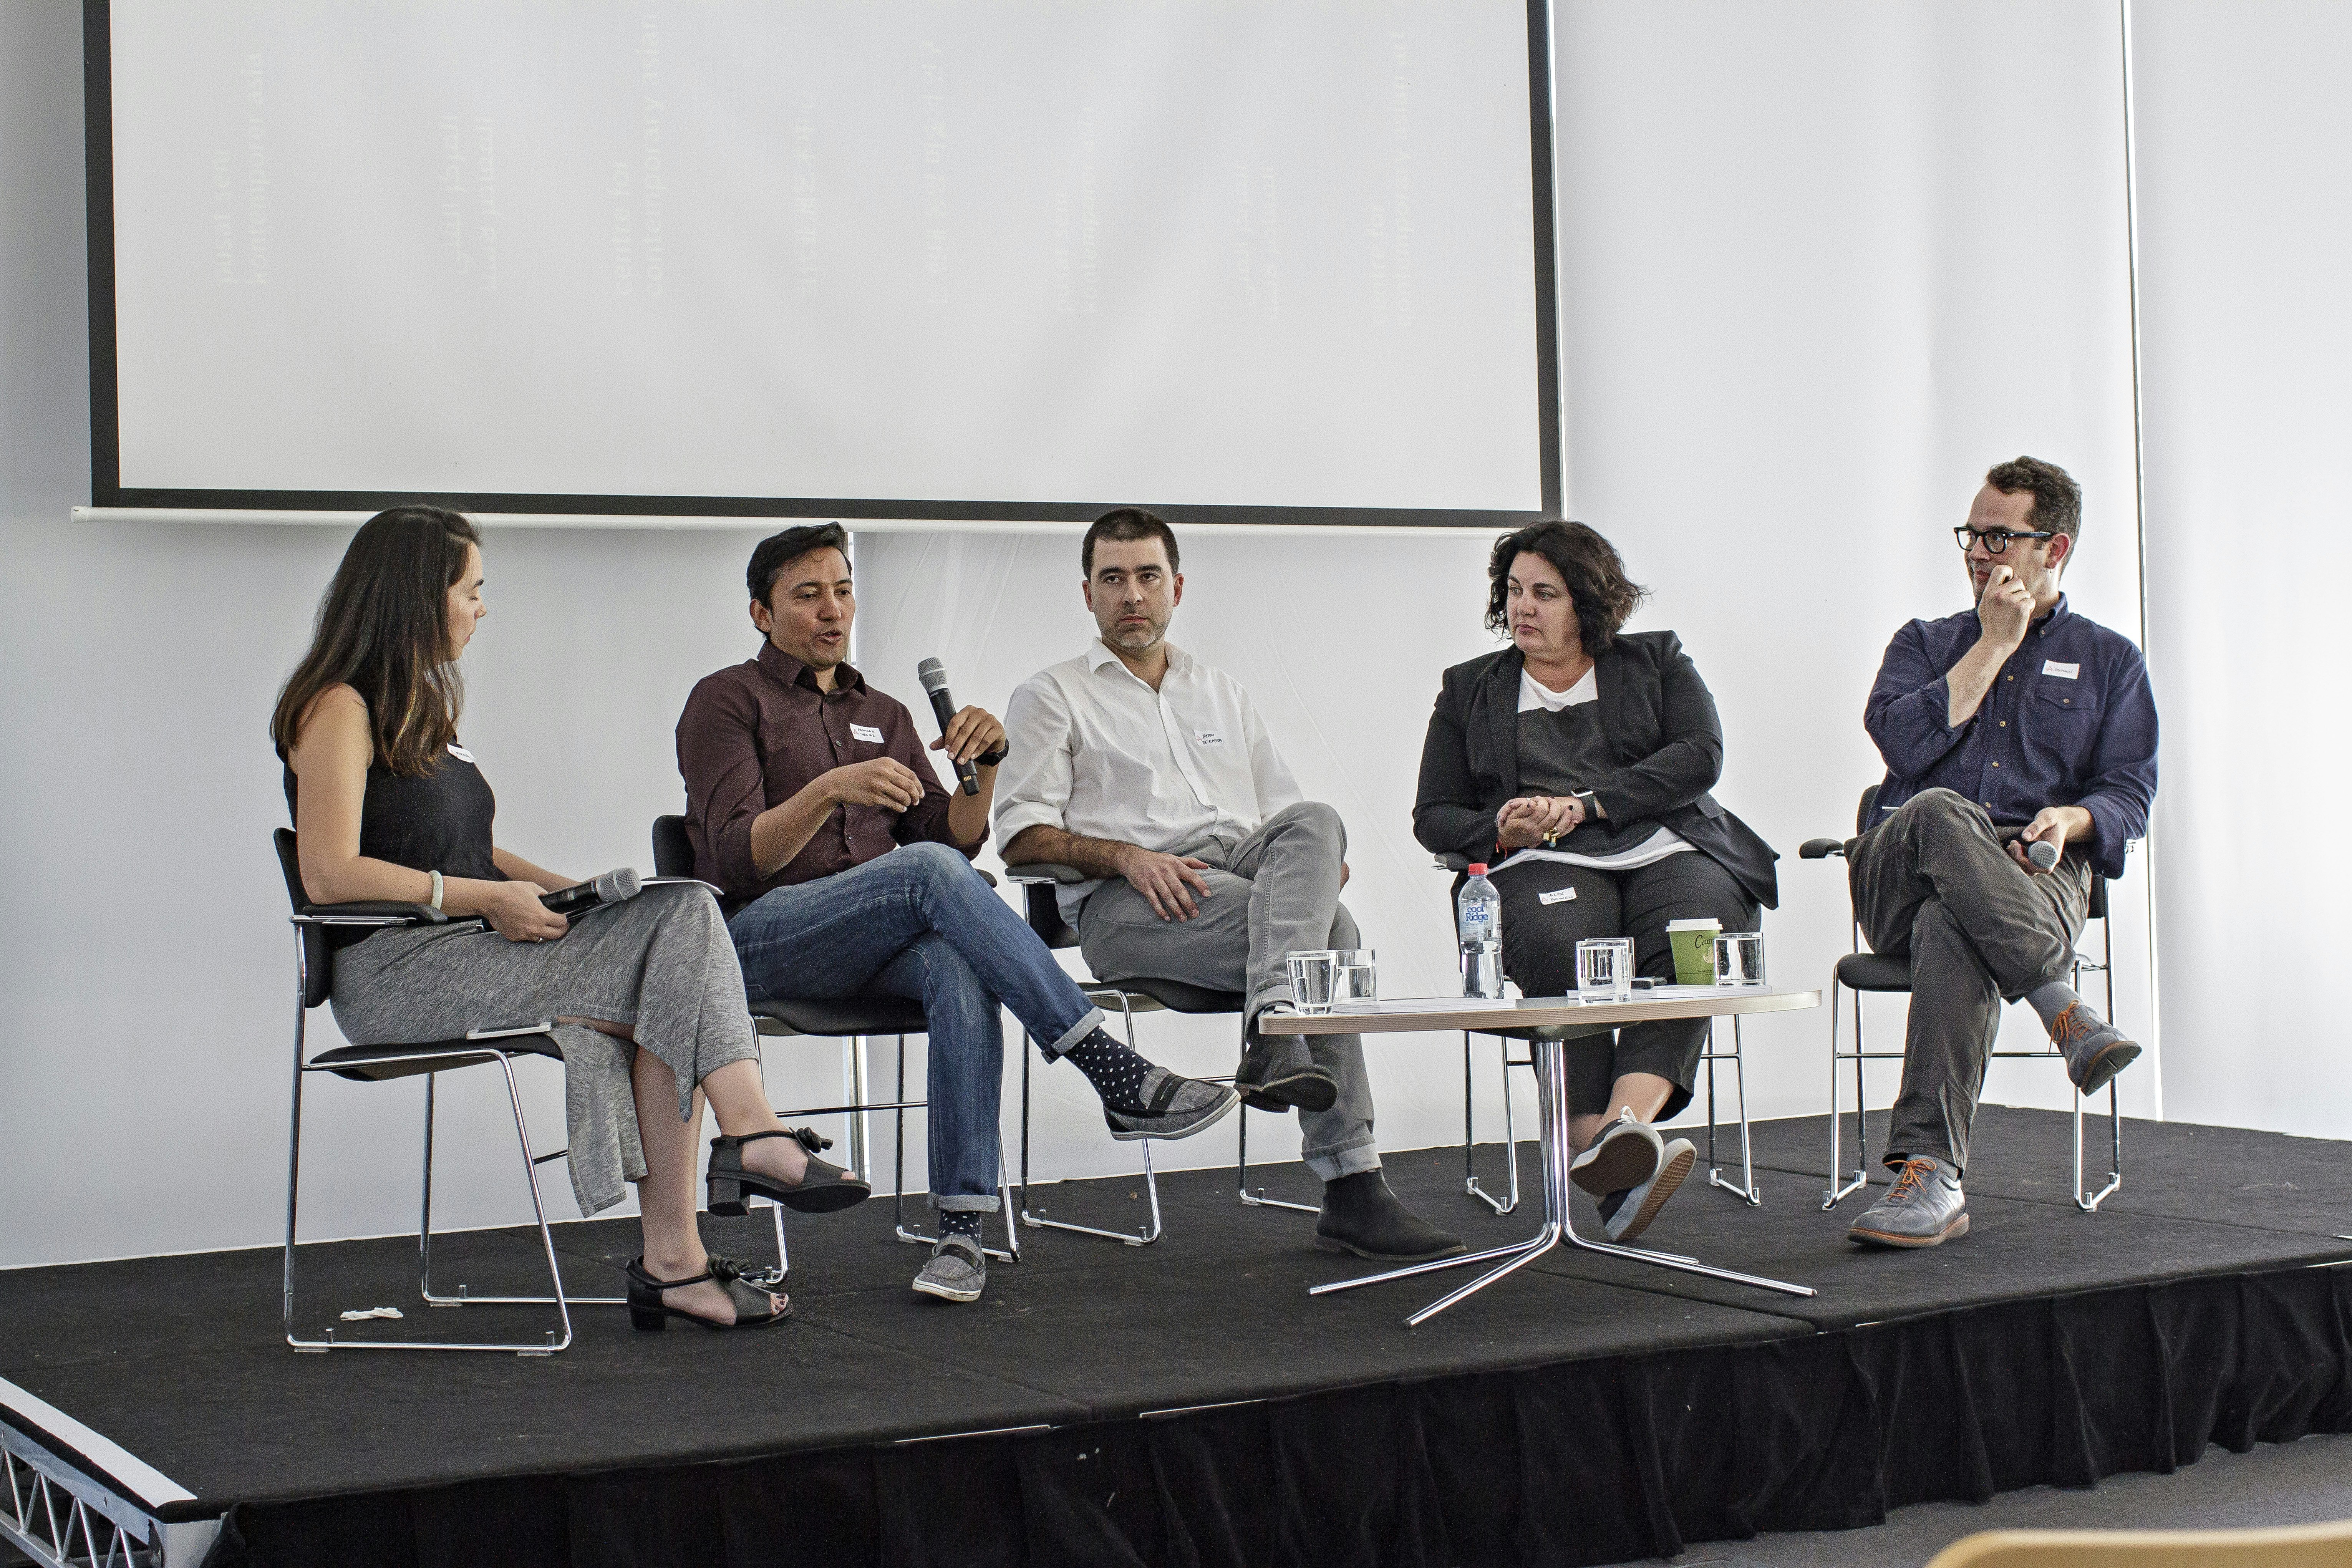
{"left": 541, "top": 867, "right": 643, "bottom": 915}
{"left": 917, "top": 656, "right": 981, "bottom": 796}
{"left": 2025, "top": 838, "right": 2061, "bottom": 870}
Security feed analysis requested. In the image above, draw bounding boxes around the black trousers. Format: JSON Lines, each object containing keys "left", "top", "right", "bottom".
{"left": 1849, "top": 789, "right": 2091, "bottom": 1174}
{"left": 1489, "top": 852, "right": 1759, "bottom": 1119}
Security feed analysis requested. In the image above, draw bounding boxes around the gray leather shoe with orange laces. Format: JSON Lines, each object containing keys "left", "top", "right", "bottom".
{"left": 2050, "top": 1001, "right": 2141, "bottom": 1096}
{"left": 1847, "top": 1157, "right": 1969, "bottom": 1248}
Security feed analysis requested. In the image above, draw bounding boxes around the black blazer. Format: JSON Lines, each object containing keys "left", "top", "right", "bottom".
{"left": 1412, "top": 633, "right": 1780, "bottom": 909}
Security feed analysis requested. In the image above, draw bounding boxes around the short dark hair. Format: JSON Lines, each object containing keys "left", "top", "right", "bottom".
{"left": 1984, "top": 456, "right": 2082, "bottom": 543}
{"left": 747, "top": 522, "right": 850, "bottom": 605}
{"left": 1483, "top": 520, "right": 1648, "bottom": 656}
{"left": 1082, "top": 507, "right": 1180, "bottom": 577}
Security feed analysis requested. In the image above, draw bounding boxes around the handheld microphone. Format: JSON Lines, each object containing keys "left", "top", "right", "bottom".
{"left": 916, "top": 657, "right": 981, "bottom": 796}
{"left": 2025, "top": 839, "right": 2061, "bottom": 870}
{"left": 541, "top": 867, "right": 643, "bottom": 915}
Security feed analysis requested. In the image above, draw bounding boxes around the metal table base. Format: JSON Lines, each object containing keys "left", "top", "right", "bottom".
{"left": 1312, "top": 1034, "right": 1814, "bottom": 1327}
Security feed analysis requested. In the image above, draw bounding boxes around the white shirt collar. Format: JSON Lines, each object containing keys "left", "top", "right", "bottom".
{"left": 1086, "top": 637, "right": 1191, "bottom": 680}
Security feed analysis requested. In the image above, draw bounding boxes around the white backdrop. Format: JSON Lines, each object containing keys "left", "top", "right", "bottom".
{"left": 7, "top": 0, "right": 2331, "bottom": 1269}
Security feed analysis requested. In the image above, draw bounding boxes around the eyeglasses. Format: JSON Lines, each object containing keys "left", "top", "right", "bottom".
{"left": 1954, "top": 525, "right": 2056, "bottom": 555}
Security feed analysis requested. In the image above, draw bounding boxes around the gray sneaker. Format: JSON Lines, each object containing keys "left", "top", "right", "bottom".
{"left": 912, "top": 1233, "right": 987, "bottom": 1302}
{"left": 1104, "top": 1067, "right": 1241, "bottom": 1142}
{"left": 1595, "top": 1137, "right": 1696, "bottom": 1242}
{"left": 1847, "top": 1157, "right": 1969, "bottom": 1248}
{"left": 1570, "top": 1109, "right": 1664, "bottom": 1196}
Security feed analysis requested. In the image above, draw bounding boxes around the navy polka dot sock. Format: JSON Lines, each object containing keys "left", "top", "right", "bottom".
{"left": 1061, "top": 1027, "right": 1159, "bottom": 1112}
{"left": 940, "top": 1210, "right": 983, "bottom": 1243}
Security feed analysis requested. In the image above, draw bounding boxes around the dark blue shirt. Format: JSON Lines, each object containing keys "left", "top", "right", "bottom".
{"left": 1865, "top": 594, "right": 2157, "bottom": 880}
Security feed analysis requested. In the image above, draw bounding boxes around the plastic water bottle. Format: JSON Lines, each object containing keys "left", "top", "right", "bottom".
{"left": 1457, "top": 863, "right": 1504, "bottom": 998}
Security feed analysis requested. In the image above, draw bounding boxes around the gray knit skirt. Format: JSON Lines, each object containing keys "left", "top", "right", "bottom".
{"left": 330, "top": 882, "right": 761, "bottom": 1215}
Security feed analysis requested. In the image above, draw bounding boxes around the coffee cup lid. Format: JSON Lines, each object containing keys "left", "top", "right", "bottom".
{"left": 1665, "top": 918, "right": 1722, "bottom": 930}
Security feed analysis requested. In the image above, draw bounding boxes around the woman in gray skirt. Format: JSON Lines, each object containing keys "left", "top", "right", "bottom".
{"left": 272, "top": 507, "right": 858, "bottom": 1332}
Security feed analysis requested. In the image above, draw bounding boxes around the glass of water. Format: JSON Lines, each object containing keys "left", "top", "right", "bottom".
{"left": 1575, "top": 937, "right": 1634, "bottom": 1003}
{"left": 1714, "top": 931, "right": 1767, "bottom": 986}
{"left": 1331, "top": 948, "right": 1378, "bottom": 1005}
{"left": 1285, "top": 950, "right": 1341, "bottom": 1014}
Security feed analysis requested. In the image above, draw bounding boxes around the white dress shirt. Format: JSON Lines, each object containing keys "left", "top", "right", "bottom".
{"left": 995, "top": 640, "right": 1303, "bottom": 913}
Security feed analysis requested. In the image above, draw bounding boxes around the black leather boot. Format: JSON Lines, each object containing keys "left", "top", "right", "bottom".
{"left": 1314, "top": 1171, "right": 1465, "bottom": 1261}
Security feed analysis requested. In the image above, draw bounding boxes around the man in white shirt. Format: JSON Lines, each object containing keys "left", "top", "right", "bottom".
{"left": 996, "top": 509, "right": 1464, "bottom": 1263}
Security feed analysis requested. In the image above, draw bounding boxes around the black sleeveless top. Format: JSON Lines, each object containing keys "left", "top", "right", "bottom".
{"left": 281, "top": 742, "right": 504, "bottom": 882}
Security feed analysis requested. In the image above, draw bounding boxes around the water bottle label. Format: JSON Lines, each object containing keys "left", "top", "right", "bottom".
{"left": 1460, "top": 904, "right": 1494, "bottom": 938}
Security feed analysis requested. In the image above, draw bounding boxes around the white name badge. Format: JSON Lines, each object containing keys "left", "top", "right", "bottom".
{"left": 2042, "top": 661, "right": 2080, "bottom": 680}
{"left": 1195, "top": 729, "right": 1225, "bottom": 746}
{"left": 1539, "top": 887, "right": 1577, "bottom": 905}
{"left": 850, "top": 723, "right": 885, "bottom": 743}
{"left": 446, "top": 743, "right": 475, "bottom": 762}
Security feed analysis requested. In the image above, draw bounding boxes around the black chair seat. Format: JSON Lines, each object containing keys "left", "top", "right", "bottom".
{"left": 1836, "top": 952, "right": 1913, "bottom": 993}
{"left": 751, "top": 995, "right": 928, "bottom": 1037}
{"left": 308, "top": 1033, "right": 562, "bottom": 1082}
{"left": 1116, "top": 976, "right": 1245, "bottom": 1014}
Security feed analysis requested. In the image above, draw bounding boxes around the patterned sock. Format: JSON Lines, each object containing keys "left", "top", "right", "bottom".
{"left": 1060, "top": 1027, "right": 1158, "bottom": 1110}
{"left": 2025, "top": 980, "right": 2083, "bottom": 1032}
{"left": 940, "top": 1209, "right": 983, "bottom": 1243}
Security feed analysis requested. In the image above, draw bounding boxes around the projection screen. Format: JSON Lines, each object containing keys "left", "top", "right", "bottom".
{"left": 85, "top": 1, "right": 1560, "bottom": 526}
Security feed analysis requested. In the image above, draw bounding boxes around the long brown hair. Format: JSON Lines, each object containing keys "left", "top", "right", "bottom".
{"left": 270, "top": 507, "right": 480, "bottom": 776}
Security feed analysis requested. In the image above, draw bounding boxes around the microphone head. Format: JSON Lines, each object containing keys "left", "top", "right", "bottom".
{"left": 2026, "top": 839, "right": 2060, "bottom": 870}
{"left": 595, "top": 867, "right": 643, "bottom": 902}
{"left": 916, "top": 657, "right": 950, "bottom": 694}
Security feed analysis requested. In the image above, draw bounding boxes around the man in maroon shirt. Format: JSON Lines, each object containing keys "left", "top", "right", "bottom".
{"left": 676, "top": 524, "right": 1236, "bottom": 1304}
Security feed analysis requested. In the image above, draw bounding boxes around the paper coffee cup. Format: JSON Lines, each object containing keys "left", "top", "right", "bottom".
{"left": 1665, "top": 918, "right": 1722, "bottom": 986}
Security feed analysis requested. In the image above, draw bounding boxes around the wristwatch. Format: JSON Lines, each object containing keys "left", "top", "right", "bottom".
{"left": 974, "top": 744, "right": 1008, "bottom": 769}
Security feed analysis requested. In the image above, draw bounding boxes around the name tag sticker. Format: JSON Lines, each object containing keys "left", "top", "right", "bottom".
{"left": 1195, "top": 729, "right": 1225, "bottom": 746}
{"left": 850, "top": 723, "right": 885, "bottom": 743}
{"left": 446, "top": 743, "right": 475, "bottom": 762}
{"left": 1539, "top": 887, "right": 1578, "bottom": 905}
{"left": 2042, "top": 661, "right": 2080, "bottom": 680}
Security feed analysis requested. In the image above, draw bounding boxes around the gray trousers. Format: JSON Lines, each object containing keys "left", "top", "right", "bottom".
{"left": 1489, "top": 851, "right": 1758, "bottom": 1120}
{"left": 1075, "top": 801, "right": 1378, "bottom": 1180}
{"left": 330, "top": 882, "right": 762, "bottom": 1214}
{"left": 1850, "top": 789, "right": 2090, "bottom": 1174}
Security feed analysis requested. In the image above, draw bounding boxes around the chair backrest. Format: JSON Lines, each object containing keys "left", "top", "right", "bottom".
{"left": 651, "top": 814, "right": 694, "bottom": 878}
{"left": 1857, "top": 784, "right": 1881, "bottom": 836}
{"left": 273, "top": 829, "right": 335, "bottom": 1010}
{"left": 1019, "top": 882, "right": 1079, "bottom": 950}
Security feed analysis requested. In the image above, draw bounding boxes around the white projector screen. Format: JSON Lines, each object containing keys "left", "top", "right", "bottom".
{"left": 87, "top": 0, "right": 1560, "bottom": 526}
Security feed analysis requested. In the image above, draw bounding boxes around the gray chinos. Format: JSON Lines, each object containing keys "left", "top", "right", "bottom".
{"left": 1075, "top": 801, "right": 1378, "bottom": 1180}
{"left": 328, "top": 882, "right": 761, "bottom": 1214}
{"left": 1848, "top": 789, "right": 2091, "bottom": 1174}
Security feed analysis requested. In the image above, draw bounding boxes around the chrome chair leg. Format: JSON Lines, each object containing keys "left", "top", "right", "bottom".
{"left": 894, "top": 1033, "right": 1019, "bottom": 1262}
{"left": 1824, "top": 976, "right": 1870, "bottom": 1209}
{"left": 1704, "top": 1016, "right": 1762, "bottom": 1205}
{"left": 417, "top": 1068, "right": 624, "bottom": 1309}
{"left": 1464, "top": 1030, "right": 1522, "bottom": 1216}
{"left": 1238, "top": 1008, "right": 1319, "bottom": 1216}
{"left": 1018, "top": 994, "right": 1167, "bottom": 1246}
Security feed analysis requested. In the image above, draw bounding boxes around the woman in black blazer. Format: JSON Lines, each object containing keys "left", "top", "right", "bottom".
{"left": 1414, "top": 522, "right": 1779, "bottom": 1242}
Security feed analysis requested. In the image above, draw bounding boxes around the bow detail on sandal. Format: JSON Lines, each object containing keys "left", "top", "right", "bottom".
{"left": 707, "top": 1127, "right": 872, "bottom": 1217}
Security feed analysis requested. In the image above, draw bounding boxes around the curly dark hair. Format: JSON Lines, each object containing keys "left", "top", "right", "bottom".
{"left": 1483, "top": 521, "right": 1647, "bottom": 655}
{"left": 1984, "top": 456, "right": 2082, "bottom": 542}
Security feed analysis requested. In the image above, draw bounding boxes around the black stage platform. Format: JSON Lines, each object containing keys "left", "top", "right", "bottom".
{"left": 5, "top": 1106, "right": 2352, "bottom": 1567}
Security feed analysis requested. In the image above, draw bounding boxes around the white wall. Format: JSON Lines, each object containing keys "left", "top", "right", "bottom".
{"left": 2132, "top": 0, "right": 2352, "bottom": 1137}
{"left": 7, "top": 0, "right": 2324, "bottom": 1268}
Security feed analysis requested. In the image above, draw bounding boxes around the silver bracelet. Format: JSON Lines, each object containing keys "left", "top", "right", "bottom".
{"left": 429, "top": 869, "right": 444, "bottom": 910}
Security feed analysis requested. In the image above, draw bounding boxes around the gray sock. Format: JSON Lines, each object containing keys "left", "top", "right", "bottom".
{"left": 2025, "top": 980, "right": 2083, "bottom": 1031}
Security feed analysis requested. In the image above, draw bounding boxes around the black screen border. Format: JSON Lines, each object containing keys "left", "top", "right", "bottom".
{"left": 85, "top": 0, "right": 1561, "bottom": 530}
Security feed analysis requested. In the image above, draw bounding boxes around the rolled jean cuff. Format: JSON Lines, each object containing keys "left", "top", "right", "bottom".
{"left": 934, "top": 1193, "right": 1002, "bottom": 1213}
{"left": 1304, "top": 1137, "right": 1380, "bottom": 1183}
{"left": 1035, "top": 1005, "right": 1109, "bottom": 1062}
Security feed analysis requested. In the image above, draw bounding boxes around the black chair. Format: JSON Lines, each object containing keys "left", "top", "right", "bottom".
{"left": 1797, "top": 787, "right": 2122, "bottom": 1212}
{"left": 651, "top": 817, "right": 1019, "bottom": 1263}
{"left": 1001, "top": 863, "right": 1317, "bottom": 1245}
{"left": 1432, "top": 852, "right": 1764, "bottom": 1215}
{"left": 273, "top": 829, "right": 619, "bottom": 1356}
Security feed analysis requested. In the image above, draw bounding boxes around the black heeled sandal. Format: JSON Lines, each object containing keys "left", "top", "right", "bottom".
{"left": 707, "top": 1126, "right": 872, "bottom": 1217}
{"left": 624, "top": 1254, "right": 791, "bottom": 1332}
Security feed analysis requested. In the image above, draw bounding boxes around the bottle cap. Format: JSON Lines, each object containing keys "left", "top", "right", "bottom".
{"left": 1467, "top": 863, "right": 1487, "bottom": 875}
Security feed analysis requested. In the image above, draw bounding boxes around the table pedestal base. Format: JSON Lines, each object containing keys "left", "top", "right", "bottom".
{"left": 1312, "top": 1036, "right": 1814, "bottom": 1326}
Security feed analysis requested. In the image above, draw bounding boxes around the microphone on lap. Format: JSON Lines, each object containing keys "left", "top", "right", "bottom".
{"left": 2025, "top": 839, "right": 2061, "bottom": 870}
{"left": 917, "top": 656, "right": 981, "bottom": 796}
{"left": 541, "top": 867, "right": 643, "bottom": 915}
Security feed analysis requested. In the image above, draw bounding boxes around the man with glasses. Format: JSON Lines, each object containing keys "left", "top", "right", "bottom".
{"left": 1842, "top": 457, "right": 2159, "bottom": 1250}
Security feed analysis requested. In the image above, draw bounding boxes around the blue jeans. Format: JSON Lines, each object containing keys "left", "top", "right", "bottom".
{"left": 728, "top": 841, "right": 1106, "bottom": 1211}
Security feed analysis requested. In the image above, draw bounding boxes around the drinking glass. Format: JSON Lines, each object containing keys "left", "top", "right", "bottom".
{"left": 1331, "top": 948, "right": 1378, "bottom": 1005}
{"left": 1575, "top": 937, "right": 1634, "bottom": 1003}
{"left": 1714, "top": 931, "right": 1767, "bottom": 986}
{"left": 1285, "top": 950, "right": 1340, "bottom": 1014}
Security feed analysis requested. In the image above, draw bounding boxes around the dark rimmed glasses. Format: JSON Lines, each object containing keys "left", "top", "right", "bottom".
{"left": 1954, "top": 525, "right": 2056, "bottom": 555}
